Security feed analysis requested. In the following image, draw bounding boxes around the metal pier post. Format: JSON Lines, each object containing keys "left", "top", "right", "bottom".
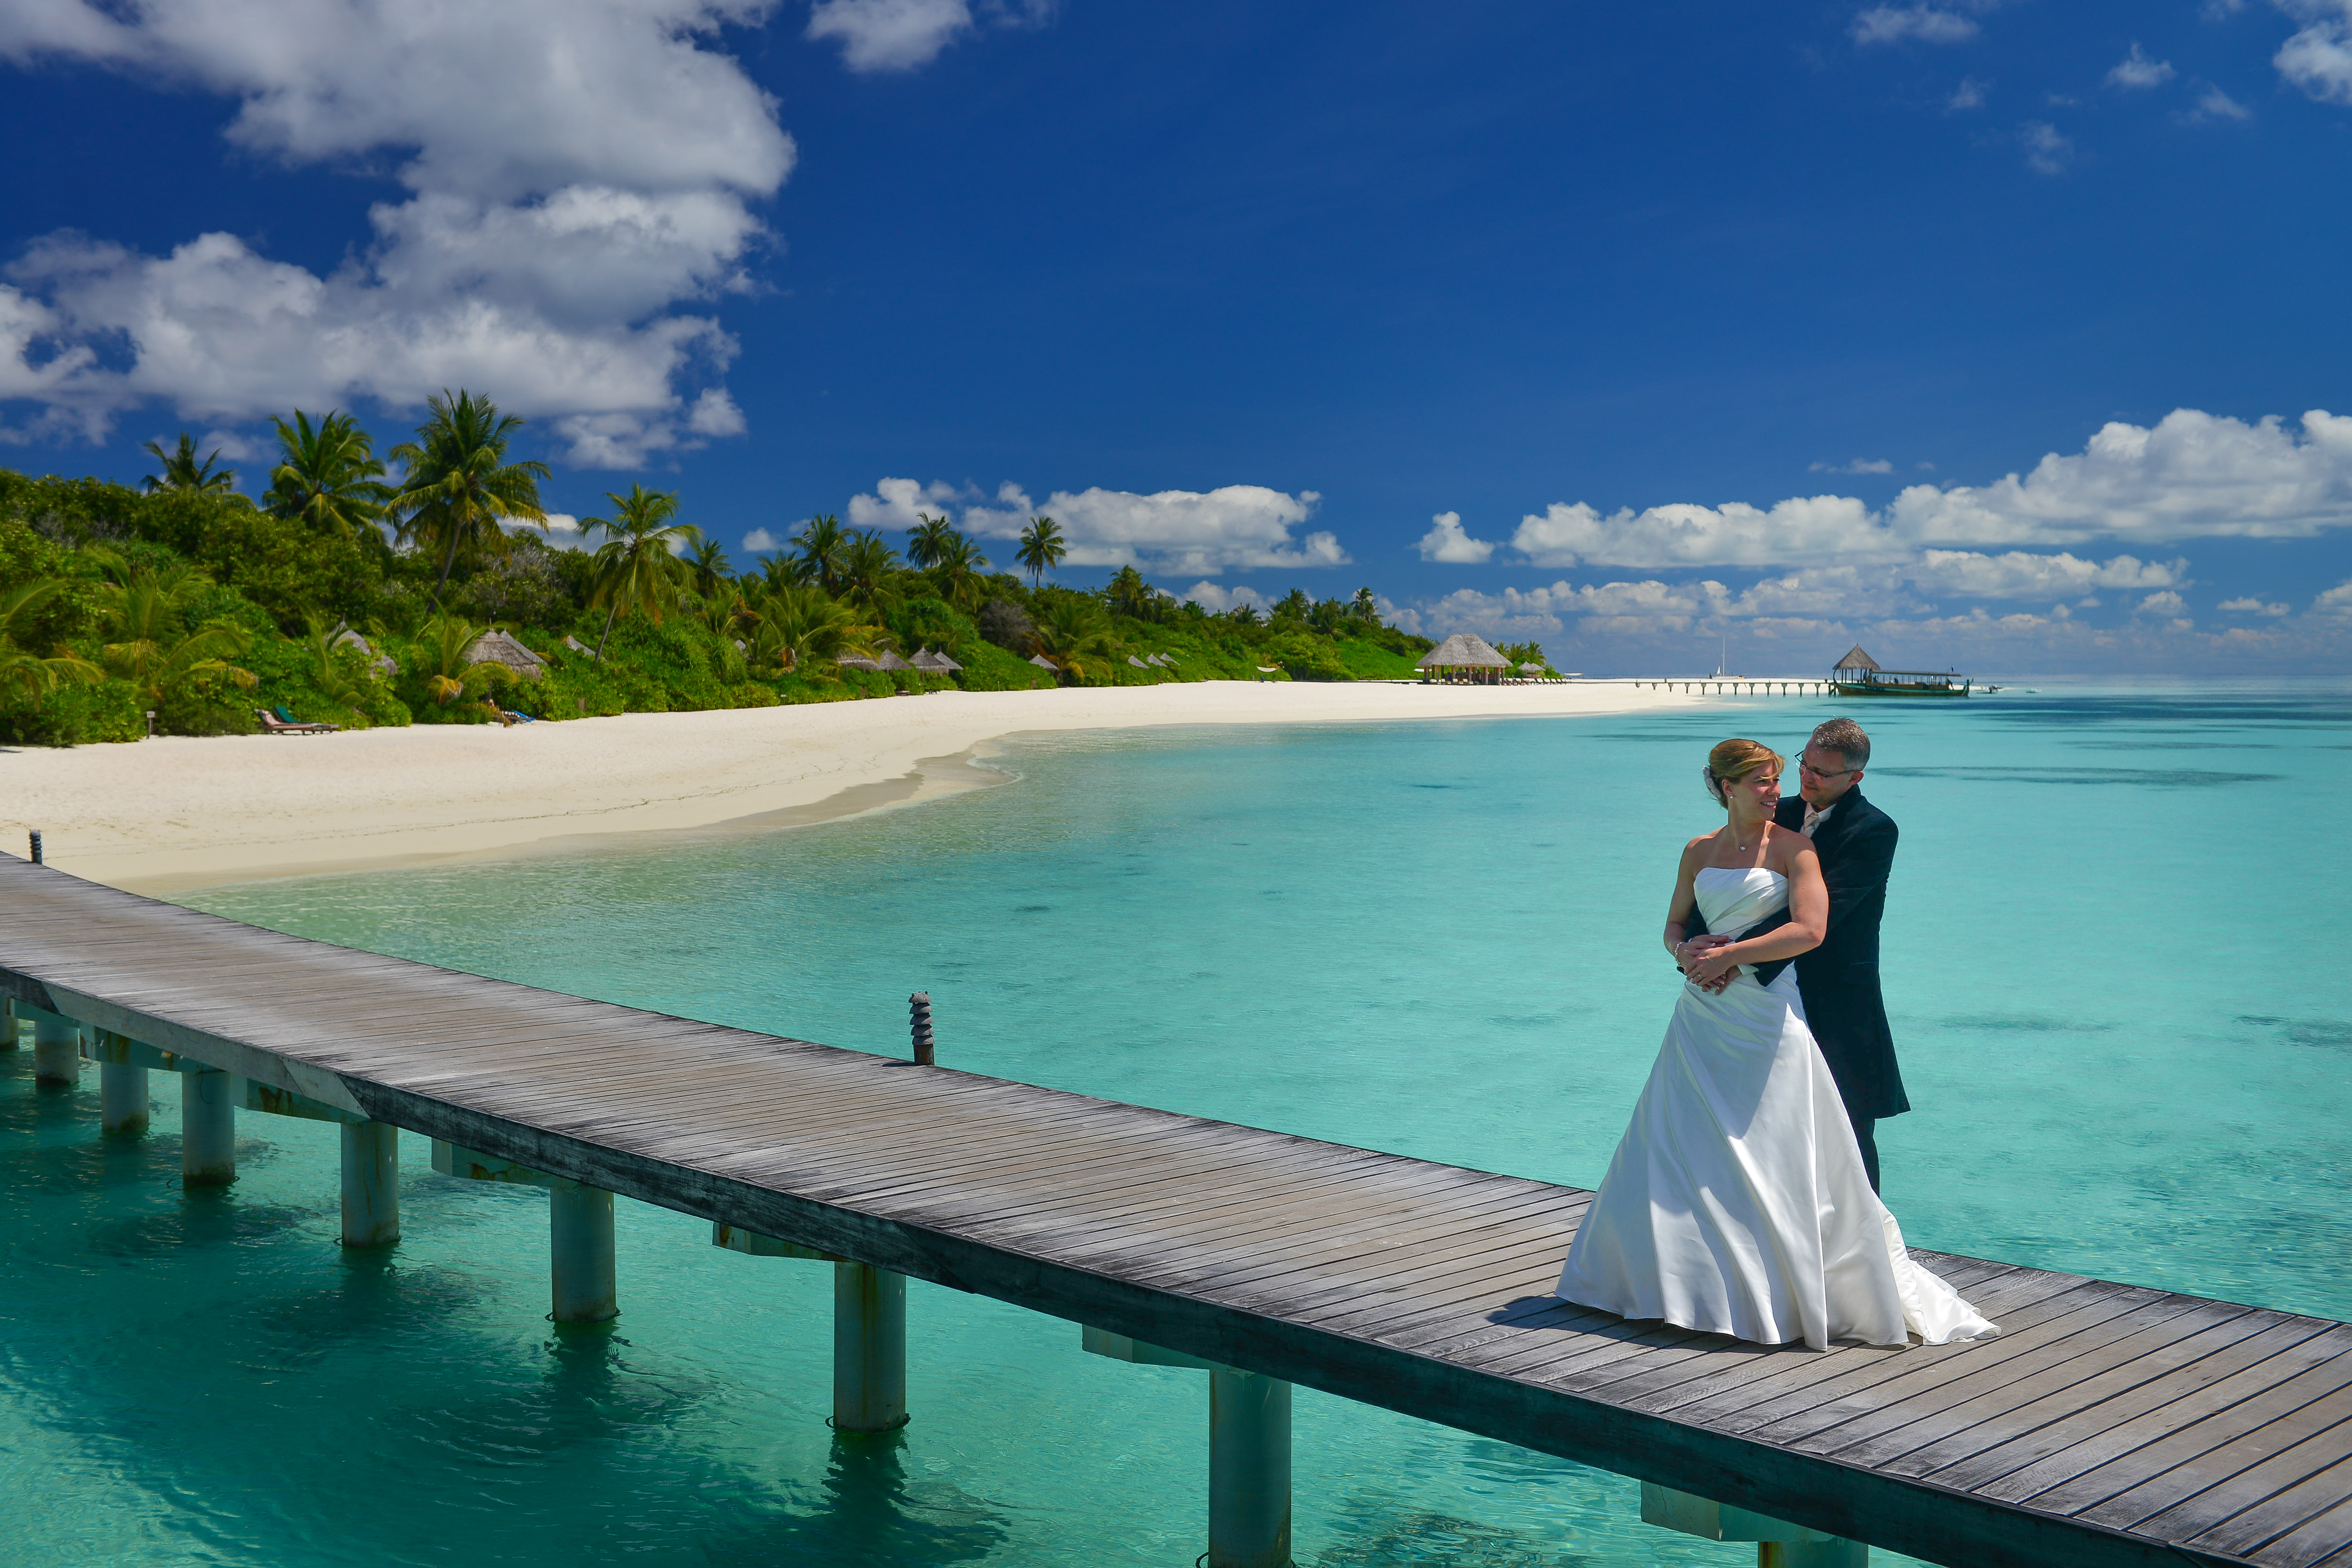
{"left": 340, "top": 1123, "right": 401, "bottom": 1247}
{"left": 100, "top": 1060, "right": 149, "bottom": 1134}
{"left": 1209, "top": 1367, "right": 1292, "bottom": 1568}
{"left": 548, "top": 1182, "right": 617, "bottom": 1323}
{"left": 181, "top": 1066, "right": 238, "bottom": 1185}
{"left": 30, "top": 1006, "right": 81, "bottom": 1086}
{"left": 834, "top": 1260, "right": 908, "bottom": 1431}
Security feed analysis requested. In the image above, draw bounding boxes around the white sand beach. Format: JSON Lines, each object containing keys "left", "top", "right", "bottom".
{"left": 6, "top": 681, "right": 1695, "bottom": 893}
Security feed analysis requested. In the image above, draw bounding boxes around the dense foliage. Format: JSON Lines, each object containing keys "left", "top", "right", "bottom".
{"left": 0, "top": 404, "right": 1445, "bottom": 747}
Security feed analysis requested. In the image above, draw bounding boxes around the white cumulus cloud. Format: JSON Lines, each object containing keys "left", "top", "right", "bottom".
{"left": 1852, "top": 5, "right": 1981, "bottom": 46}
{"left": 1181, "top": 581, "right": 1269, "bottom": 614}
{"left": 742, "top": 527, "right": 781, "bottom": 551}
{"left": 896, "top": 478, "right": 1344, "bottom": 574}
{"left": 847, "top": 476, "right": 968, "bottom": 532}
{"left": 2020, "top": 121, "right": 2074, "bottom": 174}
{"left": 2218, "top": 596, "right": 2291, "bottom": 615}
{"left": 0, "top": 0, "right": 795, "bottom": 463}
{"left": 2276, "top": 0, "right": 2352, "bottom": 104}
{"left": 2186, "top": 83, "right": 2255, "bottom": 120}
{"left": 1417, "top": 510, "right": 1497, "bottom": 563}
{"left": 2108, "top": 43, "right": 2178, "bottom": 88}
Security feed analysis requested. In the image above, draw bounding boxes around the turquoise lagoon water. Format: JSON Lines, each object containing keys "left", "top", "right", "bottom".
{"left": 5, "top": 680, "right": 2348, "bottom": 1566}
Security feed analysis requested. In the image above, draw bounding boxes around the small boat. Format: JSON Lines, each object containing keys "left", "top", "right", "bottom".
{"left": 1828, "top": 645, "right": 1969, "bottom": 699}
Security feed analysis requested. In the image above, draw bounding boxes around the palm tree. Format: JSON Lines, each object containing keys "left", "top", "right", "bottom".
{"left": 266, "top": 410, "right": 392, "bottom": 541}
{"left": 906, "top": 513, "right": 959, "bottom": 569}
{"left": 1349, "top": 586, "right": 1379, "bottom": 626}
{"left": 582, "top": 485, "right": 697, "bottom": 658}
{"left": 1027, "top": 591, "right": 1119, "bottom": 683}
{"left": 1105, "top": 565, "right": 1155, "bottom": 619}
{"left": 1017, "top": 515, "right": 1067, "bottom": 589}
{"left": 0, "top": 582, "right": 103, "bottom": 704}
{"left": 1272, "top": 587, "right": 1312, "bottom": 625}
{"left": 142, "top": 433, "right": 235, "bottom": 494}
{"left": 386, "top": 390, "right": 551, "bottom": 608}
{"left": 836, "top": 530, "right": 902, "bottom": 615}
{"left": 925, "top": 532, "right": 991, "bottom": 613}
{"left": 742, "top": 583, "right": 877, "bottom": 675}
{"left": 303, "top": 617, "right": 377, "bottom": 724}
{"left": 95, "top": 562, "right": 257, "bottom": 709}
{"left": 789, "top": 514, "right": 850, "bottom": 595}
{"left": 413, "top": 615, "right": 509, "bottom": 706}
{"left": 685, "top": 536, "right": 733, "bottom": 601}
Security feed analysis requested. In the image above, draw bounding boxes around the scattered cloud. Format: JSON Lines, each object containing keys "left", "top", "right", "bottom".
{"left": 2315, "top": 578, "right": 2352, "bottom": 615}
{"left": 1181, "top": 581, "right": 1269, "bottom": 614}
{"left": 1417, "top": 510, "right": 1497, "bottom": 563}
{"left": 0, "top": 0, "right": 795, "bottom": 464}
{"left": 2020, "top": 120, "right": 2074, "bottom": 174}
{"left": 742, "top": 526, "right": 780, "bottom": 552}
{"left": 1948, "top": 76, "right": 1990, "bottom": 109}
{"left": 2108, "top": 43, "right": 2178, "bottom": 88}
{"left": 1911, "top": 550, "right": 2187, "bottom": 597}
{"left": 1810, "top": 457, "right": 1895, "bottom": 475}
{"left": 856, "top": 477, "right": 1344, "bottom": 573}
{"left": 543, "top": 512, "right": 584, "bottom": 537}
{"left": 2134, "top": 589, "right": 2189, "bottom": 617}
{"left": 2219, "top": 596, "right": 2291, "bottom": 615}
{"left": 807, "top": 0, "right": 971, "bottom": 71}
{"left": 2276, "top": 1, "right": 2352, "bottom": 105}
{"left": 2185, "top": 83, "right": 2256, "bottom": 120}
{"left": 1852, "top": 5, "right": 1981, "bottom": 46}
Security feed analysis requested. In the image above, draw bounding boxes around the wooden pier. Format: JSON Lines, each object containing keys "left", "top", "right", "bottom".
{"left": 5, "top": 856, "right": 2350, "bottom": 1568}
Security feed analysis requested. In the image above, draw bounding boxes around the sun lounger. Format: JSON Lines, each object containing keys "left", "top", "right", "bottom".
{"left": 255, "top": 709, "right": 336, "bottom": 735}
{"left": 274, "top": 704, "right": 340, "bottom": 732}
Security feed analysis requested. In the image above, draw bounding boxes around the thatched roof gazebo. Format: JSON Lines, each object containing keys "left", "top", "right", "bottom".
{"left": 465, "top": 629, "right": 548, "bottom": 682}
{"left": 837, "top": 655, "right": 885, "bottom": 673}
{"left": 1028, "top": 654, "right": 1058, "bottom": 670}
{"left": 875, "top": 650, "right": 913, "bottom": 672}
{"left": 1832, "top": 645, "right": 1882, "bottom": 682}
{"left": 1416, "top": 632, "right": 1513, "bottom": 684}
{"left": 910, "top": 647, "right": 962, "bottom": 673}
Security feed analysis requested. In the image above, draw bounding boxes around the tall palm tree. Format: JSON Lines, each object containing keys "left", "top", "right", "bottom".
{"left": 386, "top": 390, "right": 551, "bottom": 608}
{"left": 1349, "top": 586, "right": 1380, "bottom": 626}
{"left": 141, "top": 433, "right": 235, "bottom": 494}
{"left": 0, "top": 582, "right": 103, "bottom": 704}
{"left": 836, "top": 530, "right": 902, "bottom": 615}
{"left": 685, "top": 536, "right": 733, "bottom": 601}
{"left": 582, "top": 485, "right": 697, "bottom": 658}
{"left": 1017, "top": 516, "right": 1067, "bottom": 589}
{"left": 925, "top": 532, "right": 991, "bottom": 613}
{"left": 905, "top": 513, "right": 959, "bottom": 569}
{"left": 1105, "top": 565, "right": 1154, "bottom": 619}
{"left": 789, "top": 514, "right": 849, "bottom": 595}
{"left": 267, "top": 410, "right": 392, "bottom": 542}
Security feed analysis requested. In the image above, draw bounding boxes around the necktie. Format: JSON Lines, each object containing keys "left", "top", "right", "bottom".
{"left": 1803, "top": 804, "right": 1828, "bottom": 838}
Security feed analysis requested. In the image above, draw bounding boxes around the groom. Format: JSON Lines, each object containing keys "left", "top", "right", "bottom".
{"left": 1676, "top": 717, "right": 1909, "bottom": 1190}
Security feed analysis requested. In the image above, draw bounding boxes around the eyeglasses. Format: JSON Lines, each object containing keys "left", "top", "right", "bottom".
{"left": 1795, "top": 753, "right": 1856, "bottom": 781}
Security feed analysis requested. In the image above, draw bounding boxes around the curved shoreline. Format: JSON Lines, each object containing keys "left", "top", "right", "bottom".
{"left": 4, "top": 681, "right": 1699, "bottom": 894}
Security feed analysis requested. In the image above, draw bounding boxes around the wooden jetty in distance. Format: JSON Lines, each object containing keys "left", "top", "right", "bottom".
{"left": 7, "top": 856, "right": 2352, "bottom": 1568}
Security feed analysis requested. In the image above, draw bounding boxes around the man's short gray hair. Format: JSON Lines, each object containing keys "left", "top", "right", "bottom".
{"left": 1810, "top": 717, "right": 1871, "bottom": 771}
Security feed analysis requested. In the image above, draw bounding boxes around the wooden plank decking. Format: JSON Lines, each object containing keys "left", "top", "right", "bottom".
{"left": 4, "top": 856, "right": 2349, "bottom": 1568}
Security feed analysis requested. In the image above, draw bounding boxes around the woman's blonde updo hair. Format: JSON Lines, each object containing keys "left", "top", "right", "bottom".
{"left": 1703, "top": 738, "right": 1784, "bottom": 804}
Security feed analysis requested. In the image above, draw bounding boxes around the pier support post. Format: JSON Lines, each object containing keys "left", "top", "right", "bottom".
{"left": 1209, "top": 1368, "right": 1292, "bottom": 1568}
{"left": 100, "top": 1061, "right": 149, "bottom": 1135}
{"left": 30, "top": 1007, "right": 81, "bottom": 1086}
{"left": 181, "top": 1066, "right": 238, "bottom": 1186}
{"left": 1640, "top": 1483, "right": 1866, "bottom": 1567}
{"left": 549, "top": 1182, "right": 617, "bottom": 1323}
{"left": 833, "top": 1260, "right": 908, "bottom": 1431}
{"left": 340, "top": 1122, "right": 401, "bottom": 1247}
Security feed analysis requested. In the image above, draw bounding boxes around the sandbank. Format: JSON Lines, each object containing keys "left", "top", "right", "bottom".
{"left": 4, "top": 680, "right": 1696, "bottom": 893}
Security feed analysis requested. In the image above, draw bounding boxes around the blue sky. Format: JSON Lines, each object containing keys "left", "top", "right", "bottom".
{"left": 4, "top": 0, "right": 2351, "bottom": 673}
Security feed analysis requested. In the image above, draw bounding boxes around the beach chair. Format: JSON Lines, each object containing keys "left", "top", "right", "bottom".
{"left": 275, "top": 704, "right": 340, "bottom": 732}
{"left": 254, "top": 708, "right": 335, "bottom": 735}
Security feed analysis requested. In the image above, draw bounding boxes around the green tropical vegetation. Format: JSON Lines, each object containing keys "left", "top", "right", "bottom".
{"left": 0, "top": 390, "right": 1441, "bottom": 746}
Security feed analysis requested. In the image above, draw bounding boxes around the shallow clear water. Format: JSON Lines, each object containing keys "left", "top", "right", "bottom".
{"left": 7, "top": 680, "right": 2348, "bottom": 1566}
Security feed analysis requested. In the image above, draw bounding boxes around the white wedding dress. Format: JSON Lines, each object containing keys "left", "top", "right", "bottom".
{"left": 1556, "top": 867, "right": 1998, "bottom": 1350}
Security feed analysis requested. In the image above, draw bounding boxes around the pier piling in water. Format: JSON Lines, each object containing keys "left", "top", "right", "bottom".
{"left": 181, "top": 1066, "right": 238, "bottom": 1185}
{"left": 833, "top": 1261, "right": 908, "bottom": 1431}
{"left": 100, "top": 1060, "right": 149, "bottom": 1134}
{"left": 549, "top": 1183, "right": 618, "bottom": 1323}
{"left": 1085, "top": 1329, "right": 1294, "bottom": 1568}
{"left": 29, "top": 1005, "right": 81, "bottom": 1086}
{"left": 340, "top": 1123, "right": 401, "bottom": 1247}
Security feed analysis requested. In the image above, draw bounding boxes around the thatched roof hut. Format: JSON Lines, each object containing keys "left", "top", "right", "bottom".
{"left": 465, "top": 629, "right": 548, "bottom": 682}
{"left": 910, "top": 647, "right": 962, "bottom": 673}
{"left": 837, "top": 655, "right": 884, "bottom": 672}
{"left": 1833, "top": 645, "right": 1881, "bottom": 678}
{"left": 332, "top": 629, "right": 399, "bottom": 677}
{"left": 1127, "top": 654, "right": 1149, "bottom": 668}
{"left": 562, "top": 634, "right": 597, "bottom": 660}
{"left": 875, "top": 650, "right": 913, "bottom": 672}
{"left": 1417, "top": 632, "right": 1513, "bottom": 682}
{"left": 1028, "top": 653, "right": 1057, "bottom": 670}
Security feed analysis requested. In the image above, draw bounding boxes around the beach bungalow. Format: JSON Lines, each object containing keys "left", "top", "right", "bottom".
{"left": 1028, "top": 654, "right": 1058, "bottom": 671}
{"left": 910, "top": 647, "right": 963, "bottom": 674}
{"left": 1416, "top": 632, "right": 1513, "bottom": 685}
{"left": 464, "top": 629, "right": 548, "bottom": 682}
{"left": 875, "top": 650, "right": 913, "bottom": 673}
{"left": 331, "top": 629, "right": 399, "bottom": 678}
{"left": 837, "top": 655, "right": 885, "bottom": 673}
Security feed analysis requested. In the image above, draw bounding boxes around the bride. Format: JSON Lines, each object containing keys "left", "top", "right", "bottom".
{"left": 1556, "top": 738, "right": 1997, "bottom": 1350}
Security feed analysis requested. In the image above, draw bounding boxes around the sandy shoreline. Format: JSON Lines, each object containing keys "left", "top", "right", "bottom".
{"left": 4, "top": 681, "right": 1696, "bottom": 894}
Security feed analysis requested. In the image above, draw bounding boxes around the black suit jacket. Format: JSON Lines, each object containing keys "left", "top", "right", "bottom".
{"left": 1684, "top": 787, "right": 1911, "bottom": 1121}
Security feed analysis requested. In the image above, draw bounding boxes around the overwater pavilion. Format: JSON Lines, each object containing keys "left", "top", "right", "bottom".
{"left": 1416, "top": 632, "right": 1513, "bottom": 684}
